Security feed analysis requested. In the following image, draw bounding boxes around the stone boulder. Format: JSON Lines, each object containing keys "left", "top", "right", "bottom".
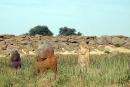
{"left": 111, "top": 36, "right": 127, "bottom": 46}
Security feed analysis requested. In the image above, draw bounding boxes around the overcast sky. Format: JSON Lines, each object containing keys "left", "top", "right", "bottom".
{"left": 0, "top": 0, "right": 130, "bottom": 36}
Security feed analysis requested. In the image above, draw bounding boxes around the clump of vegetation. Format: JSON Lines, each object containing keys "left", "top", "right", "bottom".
{"left": 25, "top": 25, "right": 82, "bottom": 36}
{"left": 0, "top": 54, "right": 130, "bottom": 87}
{"left": 59, "top": 27, "right": 82, "bottom": 36}
{"left": 104, "top": 50, "right": 110, "bottom": 54}
{"left": 29, "top": 25, "right": 53, "bottom": 36}
{"left": 114, "top": 43, "right": 121, "bottom": 47}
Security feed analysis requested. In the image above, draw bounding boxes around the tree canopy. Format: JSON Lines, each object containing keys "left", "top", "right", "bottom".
{"left": 59, "top": 27, "right": 82, "bottom": 36}
{"left": 27, "top": 25, "right": 82, "bottom": 36}
{"left": 29, "top": 25, "right": 53, "bottom": 36}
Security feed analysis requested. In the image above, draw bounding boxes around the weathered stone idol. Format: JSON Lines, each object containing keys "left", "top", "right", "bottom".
{"left": 34, "top": 42, "right": 57, "bottom": 76}
{"left": 10, "top": 50, "right": 21, "bottom": 69}
{"left": 78, "top": 41, "right": 90, "bottom": 76}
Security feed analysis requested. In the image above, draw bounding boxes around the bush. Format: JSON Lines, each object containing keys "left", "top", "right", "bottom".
{"left": 29, "top": 25, "right": 53, "bottom": 36}
{"left": 104, "top": 50, "right": 110, "bottom": 54}
{"left": 59, "top": 27, "right": 82, "bottom": 36}
{"left": 114, "top": 44, "right": 121, "bottom": 47}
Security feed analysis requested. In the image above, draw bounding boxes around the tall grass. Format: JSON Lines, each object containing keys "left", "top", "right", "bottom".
{"left": 0, "top": 54, "right": 130, "bottom": 87}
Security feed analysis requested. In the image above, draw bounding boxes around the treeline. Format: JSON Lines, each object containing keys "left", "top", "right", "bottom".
{"left": 24, "top": 25, "right": 82, "bottom": 36}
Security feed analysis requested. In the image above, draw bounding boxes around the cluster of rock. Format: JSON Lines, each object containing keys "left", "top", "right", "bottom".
{"left": 0, "top": 35, "right": 130, "bottom": 56}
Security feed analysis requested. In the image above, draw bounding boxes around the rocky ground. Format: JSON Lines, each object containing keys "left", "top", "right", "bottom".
{"left": 0, "top": 35, "right": 130, "bottom": 57}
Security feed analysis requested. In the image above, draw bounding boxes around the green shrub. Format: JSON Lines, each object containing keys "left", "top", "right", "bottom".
{"left": 104, "top": 50, "right": 110, "bottom": 54}
{"left": 114, "top": 44, "right": 121, "bottom": 47}
{"left": 29, "top": 25, "right": 53, "bottom": 36}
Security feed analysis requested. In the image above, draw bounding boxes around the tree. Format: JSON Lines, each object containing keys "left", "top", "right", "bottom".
{"left": 22, "top": 33, "right": 29, "bottom": 36}
{"left": 29, "top": 25, "right": 53, "bottom": 36}
{"left": 59, "top": 27, "right": 82, "bottom": 36}
{"left": 77, "top": 32, "right": 82, "bottom": 36}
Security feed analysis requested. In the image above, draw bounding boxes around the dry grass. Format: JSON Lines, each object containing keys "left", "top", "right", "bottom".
{"left": 0, "top": 53, "right": 130, "bottom": 87}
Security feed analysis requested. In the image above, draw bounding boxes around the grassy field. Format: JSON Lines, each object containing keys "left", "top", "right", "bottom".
{"left": 0, "top": 53, "right": 130, "bottom": 87}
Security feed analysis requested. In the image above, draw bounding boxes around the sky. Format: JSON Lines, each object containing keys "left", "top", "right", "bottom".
{"left": 0, "top": 0, "right": 130, "bottom": 36}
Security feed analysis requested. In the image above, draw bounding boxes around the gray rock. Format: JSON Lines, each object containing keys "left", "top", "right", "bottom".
{"left": 112, "top": 36, "right": 126, "bottom": 46}
{"left": 0, "top": 41, "right": 6, "bottom": 45}
{"left": 96, "top": 37, "right": 106, "bottom": 45}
